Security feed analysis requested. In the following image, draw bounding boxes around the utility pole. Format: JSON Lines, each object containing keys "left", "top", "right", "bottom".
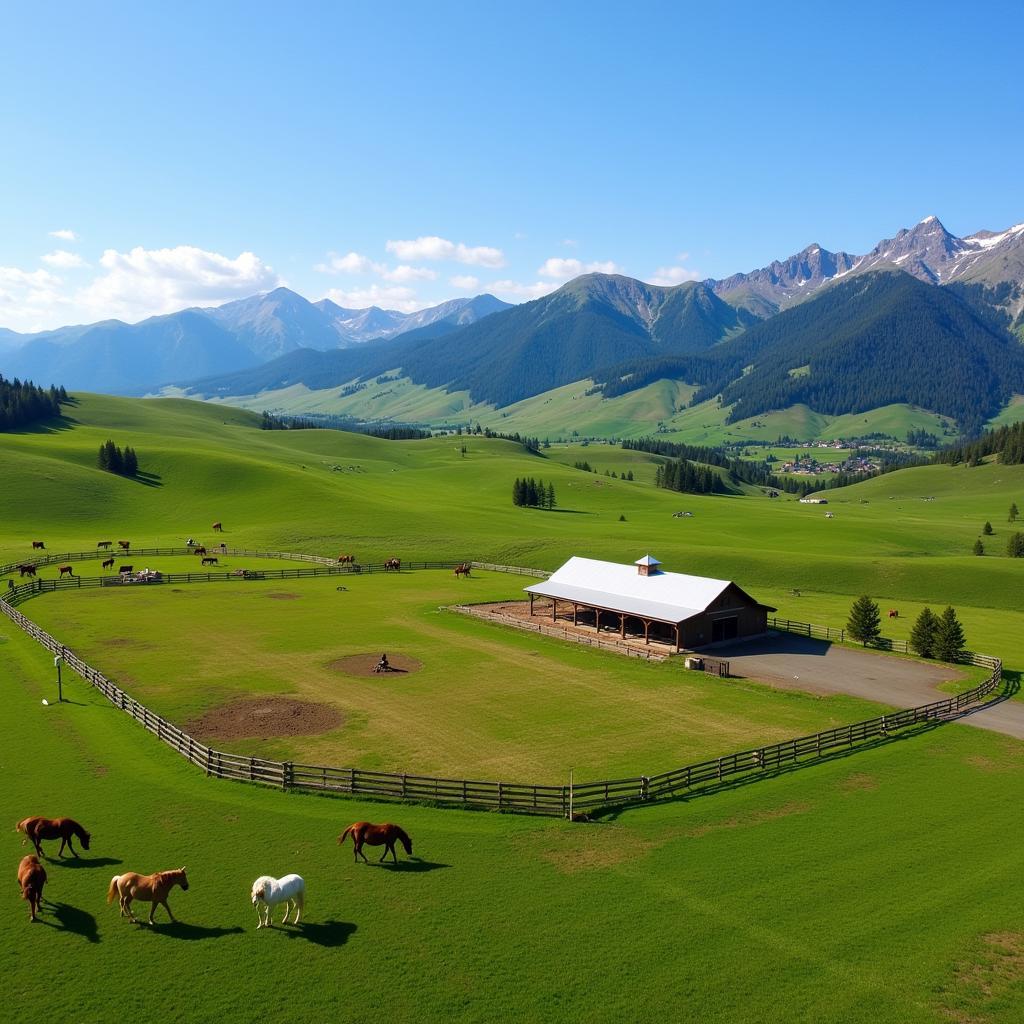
{"left": 54, "top": 654, "right": 63, "bottom": 703}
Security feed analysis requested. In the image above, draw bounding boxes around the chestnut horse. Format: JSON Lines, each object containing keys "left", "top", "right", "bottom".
{"left": 212, "top": 521, "right": 223, "bottom": 532}
{"left": 454, "top": 562, "right": 471, "bottom": 578}
{"left": 18, "top": 855, "right": 47, "bottom": 922}
{"left": 118, "top": 540, "right": 130, "bottom": 550}
{"left": 108, "top": 868, "right": 189, "bottom": 924}
{"left": 16, "top": 816, "right": 91, "bottom": 859}
{"left": 338, "top": 822, "right": 413, "bottom": 864}
{"left": 58, "top": 565, "right": 74, "bottom": 578}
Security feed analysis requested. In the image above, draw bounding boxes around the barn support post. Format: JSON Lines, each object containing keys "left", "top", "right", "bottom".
{"left": 643, "top": 619, "right": 651, "bottom": 644}
{"left": 674, "top": 624, "right": 681, "bottom": 651}
{"left": 552, "top": 598, "right": 557, "bottom": 622}
{"left": 572, "top": 603, "right": 578, "bottom": 626}
{"left": 595, "top": 608, "right": 601, "bottom": 633}
{"left": 529, "top": 593, "right": 534, "bottom": 617}
{"left": 620, "top": 614, "right": 626, "bottom": 639}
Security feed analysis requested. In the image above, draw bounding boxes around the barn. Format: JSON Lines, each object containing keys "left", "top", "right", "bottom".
{"left": 523, "top": 555, "right": 775, "bottom": 651}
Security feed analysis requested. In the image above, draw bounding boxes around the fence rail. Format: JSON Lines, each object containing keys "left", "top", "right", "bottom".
{"left": 0, "top": 552, "right": 1004, "bottom": 816}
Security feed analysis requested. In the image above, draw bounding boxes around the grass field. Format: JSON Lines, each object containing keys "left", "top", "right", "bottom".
{"left": 3, "top": 393, "right": 1024, "bottom": 1022}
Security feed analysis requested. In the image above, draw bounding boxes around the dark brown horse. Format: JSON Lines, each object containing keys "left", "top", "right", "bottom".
{"left": 16, "top": 817, "right": 91, "bottom": 859}
{"left": 97, "top": 540, "right": 113, "bottom": 549}
{"left": 118, "top": 540, "right": 130, "bottom": 550}
{"left": 384, "top": 557, "right": 401, "bottom": 572}
{"left": 18, "top": 855, "right": 47, "bottom": 922}
{"left": 31, "top": 541, "right": 45, "bottom": 550}
{"left": 201, "top": 556, "right": 218, "bottom": 566}
{"left": 18, "top": 564, "right": 37, "bottom": 577}
{"left": 211, "top": 521, "right": 223, "bottom": 532}
{"left": 194, "top": 546, "right": 207, "bottom": 556}
{"left": 108, "top": 868, "right": 189, "bottom": 924}
{"left": 101, "top": 557, "right": 115, "bottom": 570}
{"left": 338, "top": 822, "right": 413, "bottom": 864}
{"left": 454, "top": 562, "right": 471, "bottom": 578}
{"left": 58, "top": 565, "right": 74, "bottom": 578}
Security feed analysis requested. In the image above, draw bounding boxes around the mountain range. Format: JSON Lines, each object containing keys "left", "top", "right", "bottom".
{"left": 3, "top": 215, "right": 1023, "bottom": 434}
{"left": 0, "top": 290, "right": 511, "bottom": 394}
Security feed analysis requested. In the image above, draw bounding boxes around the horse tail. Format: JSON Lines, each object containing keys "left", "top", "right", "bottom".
{"left": 107, "top": 875, "right": 121, "bottom": 904}
{"left": 337, "top": 826, "right": 354, "bottom": 846}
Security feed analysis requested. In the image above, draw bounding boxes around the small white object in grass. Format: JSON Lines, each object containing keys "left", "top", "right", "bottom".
{"left": 41, "top": 699, "right": 49, "bottom": 706}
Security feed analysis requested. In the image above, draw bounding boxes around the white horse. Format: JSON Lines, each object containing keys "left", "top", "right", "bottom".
{"left": 251, "top": 873, "right": 305, "bottom": 928}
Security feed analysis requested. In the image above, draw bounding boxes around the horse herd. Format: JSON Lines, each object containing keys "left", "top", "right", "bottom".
{"left": 15, "top": 814, "right": 414, "bottom": 927}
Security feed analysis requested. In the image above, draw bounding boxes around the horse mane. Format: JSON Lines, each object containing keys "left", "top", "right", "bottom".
{"left": 394, "top": 825, "right": 412, "bottom": 852}
{"left": 71, "top": 819, "right": 90, "bottom": 841}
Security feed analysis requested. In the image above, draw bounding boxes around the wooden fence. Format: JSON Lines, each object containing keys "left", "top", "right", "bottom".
{"left": 0, "top": 554, "right": 1004, "bottom": 816}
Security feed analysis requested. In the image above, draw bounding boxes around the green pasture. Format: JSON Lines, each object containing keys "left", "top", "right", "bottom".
{"left": 18, "top": 567, "right": 908, "bottom": 780}
{"left": 4, "top": 608, "right": 1024, "bottom": 1024}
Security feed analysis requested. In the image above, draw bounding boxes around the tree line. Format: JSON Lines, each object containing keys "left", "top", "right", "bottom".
{"left": 512, "top": 478, "right": 557, "bottom": 509}
{"left": 0, "top": 375, "right": 68, "bottom": 431}
{"left": 847, "top": 596, "right": 966, "bottom": 661}
{"left": 934, "top": 420, "right": 1024, "bottom": 466}
{"left": 97, "top": 440, "right": 139, "bottom": 478}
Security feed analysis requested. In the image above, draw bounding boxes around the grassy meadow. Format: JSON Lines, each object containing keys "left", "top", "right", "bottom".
{"left": 3, "top": 392, "right": 1024, "bottom": 1022}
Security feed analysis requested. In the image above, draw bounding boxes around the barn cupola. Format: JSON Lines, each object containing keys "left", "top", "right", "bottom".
{"left": 634, "top": 554, "right": 662, "bottom": 578}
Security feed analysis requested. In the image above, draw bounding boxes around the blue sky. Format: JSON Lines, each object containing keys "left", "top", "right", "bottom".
{"left": 1, "top": 0, "right": 1021, "bottom": 330}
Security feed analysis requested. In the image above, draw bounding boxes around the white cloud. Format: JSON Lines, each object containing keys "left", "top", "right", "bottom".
{"left": 42, "top": 249, "right": 88, "bottom": 269}
{"left": 381, "top": 264, "right": 437, "bottom": 283}
{"left": 488, "top": 279, "right": 559, "bottom": 301}
{"left": 537, "top": 257, "right": 623, "bottom": 281}
{"left": 0, "top": 265, "right": 70, "bottom": 332}
{"left": 79, "top": 245, "right": 280, "bottom": 321}
{"left": 561, "top": 238, "right": 578, "bottom": 248}
{"left": 649, "top": 265, "right": 702, "bottom": 286}
{"left": 323, "top": 284, "right": 421, "bottom": 313}
{"left": 385, "top": 236, "right": 505, "bottom": 268}
{"left": 316, "top": 251, "right": 381, "bottom": 275}
{"left": 449, "top": 274, "right": 479, "bottom": 290}
{"left": 49, "top": 229, "right": 77, "bottom": 241}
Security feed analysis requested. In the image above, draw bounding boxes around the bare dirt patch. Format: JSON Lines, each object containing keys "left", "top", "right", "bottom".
{"left": 266, "top": 592, "right": 301, "bottom": 600}
{"left": 516, "top": 826, "right": 657, "bottom": 874}
{"left": 937, "top": 932, "right": 1024, "bottom": 1023}
{"left": 328, "top": 653, "right": 423, "bottom": 677}
{"left": 186, "top": 697, "right": 343, "bottom": 741}
{"left": 839, "top": 773, "right": 879, "bottom": 792}
{"left": 687, "top": 801, "right": 810, "bottom": 838}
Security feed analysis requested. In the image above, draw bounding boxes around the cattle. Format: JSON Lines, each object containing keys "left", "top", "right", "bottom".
{"left": 119, "top": 565, "right": 133, "bottom": 575}
{"left": 31, "top": 541, "right": 45, "bottom": 550}
{"left": 97, "top": 540, "right": 113, "bottom": 549}
{"left": 211, "top": 521, "right": 223, "bottom": 532}
{"left": 18, "top": 565, "right": 37, "bottom": 577}
{"left": 194, "top": 546, "right": 207, "bottom": 556}
{"left": 101, "top": 557, "right": 115, "bottom": 570}
{"left": 201, "top": 556, "right": 218, "bottom": 566}
{"left": 118, "top": 540, "right": 130, "bottom": 550}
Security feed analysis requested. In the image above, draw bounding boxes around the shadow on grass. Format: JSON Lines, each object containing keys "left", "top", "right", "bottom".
{"left": 280, "top": 920, "right": 357, "bottom": 947}
{"left": 50, "top": 855, "right": 122, "bottom": 869}
{"left": 38, "top": 901, "right": 100, "bottom": 942}
{"left": 374, "top": 858, "right": 449, "bottom": 873}
{"left": 7, "top": 413, "right": 79, "bottom": 435}
{"left": 132, "top": 471, "right": 163, "bottom": 488}
{"left": 148, "top": 921, "right": 245, "bottom": 940}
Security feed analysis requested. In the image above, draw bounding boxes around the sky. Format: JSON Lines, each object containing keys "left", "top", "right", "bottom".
{"left": 1, "top": 0, "right": 1022, "bottom": 332}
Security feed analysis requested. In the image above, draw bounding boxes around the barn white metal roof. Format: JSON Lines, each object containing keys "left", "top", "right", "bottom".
{"left": 524, "top": 556, "right": 733, "bottom": 623}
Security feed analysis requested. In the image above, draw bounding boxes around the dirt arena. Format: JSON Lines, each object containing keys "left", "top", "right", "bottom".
{"left": 327, "top": 653, "right": 423, "bottom": 676}
{"left": 186, "top": 697, "right": 343, "bottom": 741}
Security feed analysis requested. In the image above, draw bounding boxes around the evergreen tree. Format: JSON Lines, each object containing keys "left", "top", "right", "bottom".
{"left": 97, "top": 442, "right": 110, "bottom": 470}
{"left": 846, "top": 595, "right": 881, "bottom": 646}
{"left": 933, "top": 606, "right": 966, "bottom": 662}
{"left": 909, "top": 607, "right": 939, "bottom": 658}
{"left": 108, "top": 442, "right": 124, "bottom": 475}
{"left": 1007, "top": 532, "right": 1024, "bottom": 557}
{"left": 626, "top": 470, "right": 634, "bottom": 481}
{"left": 546, "top": 482, "right": 556, "bottom": 510}
{"left": 526, "top": 478, "right": 539, "bottom": 507}
{"left": 973, "top": 538, "right": 984, "bottom": 556}
{"left": 512, "top": 478, "right": 524, "bottom": 507}
{"left": 123, "top": 446, "right": 138, "bottom": 477}
{"left": 983, "top": 521, "right": 993, "bottom": 535}
{"left": 1010, "top": 502, "right": 1019, "bottom": 523}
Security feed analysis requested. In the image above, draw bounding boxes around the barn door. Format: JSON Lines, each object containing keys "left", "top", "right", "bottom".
{"left": 712, "top": 617, "right": 738, "bottom": 643}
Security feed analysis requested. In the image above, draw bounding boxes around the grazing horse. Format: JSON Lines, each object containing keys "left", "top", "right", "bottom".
{"left": 17, "top": 855, "right": 47, "bottom": 922}
{"left": 58, "top": 565, "right": 74, "bottom": 578}
{"left": 384, "top": 557, "right": 401, "bottom": 572}
{"left": 251, "top": 874, "right": 305, "bottom": 928}
{"left": 888, "top": 609, "right": 899, "bottom": 618}
{"left": 18, "top": 564, "right": 37, "bottom": 577}
{"left": 31, "top": 541, "right": 45, "bottom": 550}
{"left": 108, "top": 868, "right": 189, "bottom": 925}
{"left": 454, "top": 562, "right": 471, "bottom": 578}
{"left": 338, "top": 822, "right": 413, "bottom": 864}
{"left": 97, "top": 540, "right": 113, "bottom": 549}
{"left": 16, "top": 817, "right": 91, "bottom": 859}
{"left": 118, "top": 565, "right": 133, "bottom": 576}
{"left": 201, "top": 556, "right": 218, "bottom": 566}
{"left": 211, "top": 521, "right": 223, "bottom": 532}
{"left": 193, "top": 546, "right": 207, "bottom": 556}
{"left": 117, "top": 540, "right": 130, "bottom": 550}
{"left": 101, "top": 557, "right": 115, "bottom": 570}
{"left": 337, "top": 553, "right": 355, "bottom": 565}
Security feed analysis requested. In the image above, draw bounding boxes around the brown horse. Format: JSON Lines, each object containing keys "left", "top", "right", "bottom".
{"left": 194, "top": 546, "right": 207, "bottom": 556}
{"left": 384, "top": 557, "right": 401, "bottom": 572}
{"left": 888, "top": 609, "right": 899, "bottom": 618}
{"left": 101, "top": 557, "right": 115, "bottom": 570}
{"left": 108, "top": 868, "right": 189, "bottom": 924}
{"left": 18, "top": 855, "right": 47, "bottom": 922}
{"left": 454, "top": 563, "right": 471, "bottom": 578}
{"left": 97, "top": 540, "right": 113, "bottom": 549}
{"left": 211, "top": 521, "right": 223, "bottom": 532}
{"left": 201, "top": 556, "right": 218, "bottom": 566}
{"left": 16, "top": 816, "right": 91, "bottom": 859}
{"left": 118, "top": 540, "right": 130, "bottom": 550}
{"left": 58, "top": 565, "right": 74, "bottom": 578}
{"left": 31, "top": 541, "right": 45, "bottom": 550}
{"left": 18, "top": 564, "right": 37, "bottom": 577}
{"left": 338, "top": 822, "right": 413, "bottom": 864}
{"left": 337, "top": 553, "right": 355, "bottom": 565}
